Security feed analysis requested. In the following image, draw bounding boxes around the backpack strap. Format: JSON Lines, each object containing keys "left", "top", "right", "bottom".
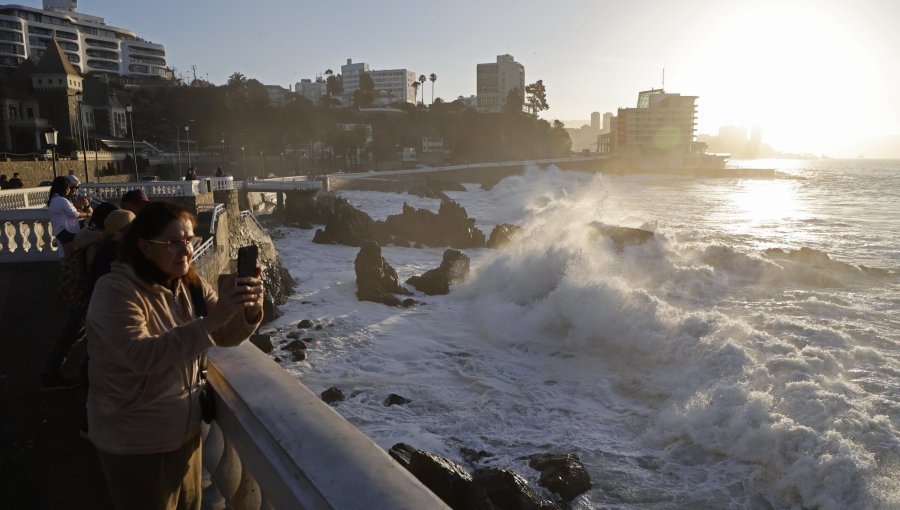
{"left": 188, "top": 282, "right": 209, "bottom": 382}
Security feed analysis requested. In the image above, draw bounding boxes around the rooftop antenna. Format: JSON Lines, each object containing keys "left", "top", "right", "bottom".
{"left": 190, "top": 64, "right": 197, "bottom": 83}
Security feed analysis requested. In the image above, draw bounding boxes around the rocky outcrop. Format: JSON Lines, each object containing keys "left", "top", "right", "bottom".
{"left": 486, "top": 224, "right": 523, "bottom": 249}
{"left": 354, "top": 241, "right": 411, "bottom": 306}
{"left": 388, "top": 444, "right": 559, "bottom": 510}
{"left": 527, "top": 453, "right": 591, "bottom": 502}
{"left": 407, "top": 184, "right": 450, "bottom": 201}
{"left": 389, "top": 443, "right": 473, "bottom": 510}
{"left": 248, "top": 334, "right": 273, "bottom": 353}
{"left": 471, "top": 468, "right": 557, "bottom": 510}
{"left": 312, "top": 200, "right": 388, "bottom": 246}
{"left": 406, "top": 249, "right": 471, "bottom": 295}
{"left": 590, "top": 222, "right": 654, "bottom": 250}
{"left": 321, "top": 386, "right": 345, "bottom": 405}
{"left": 384, "top": 199, "right": 485, "bottom": 248}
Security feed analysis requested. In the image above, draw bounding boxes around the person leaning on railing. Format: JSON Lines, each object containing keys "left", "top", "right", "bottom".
{"left": 47, "top": 175, "right": 91, "bottom": 256}
{"left": 85, "top": 201, "right": 264, "bottom": 510}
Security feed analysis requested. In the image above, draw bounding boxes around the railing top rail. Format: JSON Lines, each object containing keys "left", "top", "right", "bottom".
{"left": 209, "top": 343, "right": 448, "bottom": 509}
{"left": 326, "top": 155, "right": 607, "bottom": 179}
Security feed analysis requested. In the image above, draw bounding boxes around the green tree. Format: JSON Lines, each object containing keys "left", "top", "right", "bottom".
{"left": 411, "top": 81, "right": 420, "bottom": 106}
{"left": 429, "top": 73, "right": 437, "bottom": 105}
{"left": 418, "top": 74, "right": 427, "bottom": 105}
{"left": 227, "top": 72, "right": 247, "bottom": 88}
{"left": 325, "top": 69, "right": 344, "bottom": 101}
{"left": 525, "top": 80, "right": 549, "bottom": 116}
{"left": 504, "top": 86, "right": 524, "bottom": 114}
{"left": 353, "top": 72, "right": 376, "bottom": 107}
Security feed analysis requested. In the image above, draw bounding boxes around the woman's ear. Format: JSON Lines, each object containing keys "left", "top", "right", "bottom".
{"left": 137, "top": 239, "right": 150, "bottom": 257}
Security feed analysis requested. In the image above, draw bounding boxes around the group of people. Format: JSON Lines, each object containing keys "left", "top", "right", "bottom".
{"left": 44, "top": 177, "right": 265, "bottom": 510}
{"left": 0, "top": 172, "right": 24, "bottom": 189}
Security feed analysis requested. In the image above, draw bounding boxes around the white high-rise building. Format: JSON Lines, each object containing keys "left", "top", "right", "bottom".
{"left": 339, "top": 59, "right": 417, "bottom": 106}
{"left": 476, "top": 54, "right": 524, "bottom": 113}
{"left": 295, "top": 78, "right": 327, "bottom": 106}
{"left": 0, "top": 0, "right": 170, "bottom": 79}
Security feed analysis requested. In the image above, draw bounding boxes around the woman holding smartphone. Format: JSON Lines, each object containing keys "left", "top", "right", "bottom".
{"left": 47, "top": 175, "right": 91, "bottom": 255}
{"left": 86, "top": 201, "right": 263, "bottom": 510}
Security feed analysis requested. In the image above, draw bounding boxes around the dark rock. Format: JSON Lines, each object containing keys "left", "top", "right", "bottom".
{"left": 291, "top": 350, "right": 307, "bottom": 362}
{"left": 287, "top": 331, "right": 301, "bottom": 340}
{"left": 273, "top": 356, "right": 282, "bottom": 362}
{"left": 261, "top": 262, "right": 294, "bottom": 324}
{"left": 355, "top": 241, "right": 411, "bottom": 306}
{"left": 392, "top": 236, "right": 412, "bottom": 248}
{"left": 408, "top": 184, "right": 450, "bottom": 201}
{"left": 314, "top": 324, "right": 324, "bottom": 330}
{"left": 302, "top": 337, "right": 316, "bottom": 344}
{"left": 460, "top": 447, "right": 493, "bottom": 465}
{"left": 384, "top": 394, "right": 411, "bottom": 406}
{"left": 282, "top": 340, "right": 307, "bottom": 353}
{"left": 590, "top": 222, "right": 654, "bottom": 251}
{"left": 310, "top": 196, "right": 388, "bottom": 247}
{"left": 384, "top": 199, "right": 486, "bottom": 248}
{"left": 470, "top": 468, "right": 557, "bottom": 510}
{"left": 426, "top": 178, "right": 467, "bottom": 192}
{"left": 527, "top": 453, "right": 592, "bottom": 502}
{"left": 401, "top": 298, "right": 417, "bottom": 308}
{"left": 389, "top": 443, "right": 472, "bottom": 510}
{"left": 406, "top": 249, "right": 471, "bottom": 295}
{"left": 248, "top": 334, "right": 273, "bottom": 353}
{"left": 320, "top": 386, "right": 344, "bottom": 404}
{"left": 486, "top": 224, "right": 523, "bottom": 249}
{"left": 297, "top": 319, "right": 314, "bottom": 329}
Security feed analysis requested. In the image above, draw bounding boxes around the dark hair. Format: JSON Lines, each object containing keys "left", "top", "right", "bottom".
{"left": 46, "top": 176, "right": 71, "bottom": 206}
{"left": 90, "top": 202, "right": 119, "bottom": 230}
{"left": 122, "top": 201, "right": 200, "bottom": 285}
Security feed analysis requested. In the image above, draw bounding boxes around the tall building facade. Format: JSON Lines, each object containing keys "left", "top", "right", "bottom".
{"left": 339, "top": 59, "right": 416, "bottom": 105}
{"left": 0, "top": 0, "right": 170, "bottom": 80}
{"left": 476, "top": 54, "right": 524, "bottom": 113}
{"left": 295, "top": 78, "right": 327, "bottom": 106}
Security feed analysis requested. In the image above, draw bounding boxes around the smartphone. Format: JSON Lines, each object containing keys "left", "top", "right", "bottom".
{"left": 237, "top": 245, "right": 259, "bottom": 277}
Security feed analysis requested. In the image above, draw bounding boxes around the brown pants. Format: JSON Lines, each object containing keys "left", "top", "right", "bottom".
{"left": 96, "top": 434, "right": 202, "bottom": 510}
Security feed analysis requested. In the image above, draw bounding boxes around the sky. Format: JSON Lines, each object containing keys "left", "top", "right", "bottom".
{"left": 35, "top": 0, "right": 900, "bottom": 156}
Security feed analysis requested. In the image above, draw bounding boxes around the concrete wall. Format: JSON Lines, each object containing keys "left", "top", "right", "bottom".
{"left": 0, "top": 159, "right": 134, "bottom": 187}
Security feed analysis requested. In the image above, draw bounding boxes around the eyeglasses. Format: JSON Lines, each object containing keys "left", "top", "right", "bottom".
{"left": 147, "top": 236, "right": 203, "bottom": 253}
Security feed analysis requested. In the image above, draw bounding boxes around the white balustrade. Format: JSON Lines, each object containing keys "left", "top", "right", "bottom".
{"left": 0, "top": 187, "right": 51, "bottom": 210}
{"left": 80, "top": 180, "right": 201, "bottom": 202}
{"left": 0, "top": 208, "right": 57, "bottom": 261}
{"left": 209, "top": 176, "right": 235, "bottom": 191}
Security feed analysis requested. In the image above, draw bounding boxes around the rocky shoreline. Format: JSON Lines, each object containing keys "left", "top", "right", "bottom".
{"left": 250, "top": 183, "right": 659, "bottom": 507}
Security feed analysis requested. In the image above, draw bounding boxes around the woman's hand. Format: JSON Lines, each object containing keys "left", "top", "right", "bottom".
{"left": 204, "top": 270, "right": 264, "bottom": 332}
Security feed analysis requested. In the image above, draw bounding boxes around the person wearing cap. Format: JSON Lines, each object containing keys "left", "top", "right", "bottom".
{"left": 47, "top": 176, "right": 90, "bottom": 254}
{"left": 90, "top": 209, "right": 135, "bottom": 288}
{"left": 120, "top": 189, "right": 150, "bottom": 214}
{"left": 66, "top": 175, "right": 92, "bottom": 224}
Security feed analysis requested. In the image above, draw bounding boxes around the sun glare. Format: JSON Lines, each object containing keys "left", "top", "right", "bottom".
{"left": 683, "top": 3, "right": 880, "bottom": 154}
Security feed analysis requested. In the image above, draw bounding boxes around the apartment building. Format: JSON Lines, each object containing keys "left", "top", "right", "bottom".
{"left": 476, "top": 54, "right": 524, "bottom": 113}
{"left": 0, "top": 0, "right": 170, "bottom": 80}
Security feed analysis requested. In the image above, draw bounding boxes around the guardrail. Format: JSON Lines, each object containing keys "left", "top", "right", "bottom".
{"left": 242, "top": 179, "right": 322, "bottom": 192}
{"left": 0, "top": 208, "right": 57, "bottom": 262}
{"left": 0, "top": 186, "right": 50, "bottom": 210}
{"left": 202, "top": 343, "right": 448, "bottom": 509}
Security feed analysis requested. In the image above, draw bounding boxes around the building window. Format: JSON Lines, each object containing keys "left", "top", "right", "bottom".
{"left": 26, "top": 107, "right": 33, "bottom": 119}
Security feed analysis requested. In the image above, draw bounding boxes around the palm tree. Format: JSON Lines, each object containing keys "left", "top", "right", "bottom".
{"left": 429, "top": 73, "right": 437, "bottom": 105}
{"left": 418, "top": 75, "right": 427, "bottom": 105}
{"left": 411, "top": 81, "right": 420, "bottom": 106}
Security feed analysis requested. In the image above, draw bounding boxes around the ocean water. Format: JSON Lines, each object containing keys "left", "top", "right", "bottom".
{"left": 267, "top": 159, "right": 900, "bottom": 509}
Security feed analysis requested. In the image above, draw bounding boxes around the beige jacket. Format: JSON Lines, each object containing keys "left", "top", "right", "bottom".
{"left": 86, "top": 262, "right": 260, "bottom": 454}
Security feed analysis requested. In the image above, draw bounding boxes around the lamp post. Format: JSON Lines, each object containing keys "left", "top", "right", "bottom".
{"left": 220, "top": 136, "right": 225, "bottom": 170}
{"left": 161, "top": 117, "right": 182, "bottom": 173}
{"left": 241, "top": 146, "right": 245, "bottom": 181}
{"left": 43, "top": 127, "right": 58, "bottom": 178}
{"left": 259, "top": 150, "right": 264, "bottom": 177}
{"left": 184, "top": 124, "right": 192, "bottom": 169}
{"left": 125, "top": 104, "right": 139, "bottom": 181}
{"left": 75, "top": 93, "right": 89, "bottom": 183}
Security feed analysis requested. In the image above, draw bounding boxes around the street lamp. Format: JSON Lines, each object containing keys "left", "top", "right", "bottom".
{"left": 241, "top": 146, "right": 246, "bottom": 181}
{"left": 43, "top": 127, "right": 58, "bottom": 178}
{"left": 220, "top": 136, "right": 225, "bottom": 170}
{"left": 161, "top": 117, "right": 182, "bottom": 173}
{"left": 125, "top": 104, "right": 139, "bottom": 181}
{"left": 259, "top": 150, "right": 264, "bottom": 177}
{"left": 184, "top": 124, "right": 192, "bottom": 169}
{"left": 74, "top": 92, "right": 89, "bottom": 183}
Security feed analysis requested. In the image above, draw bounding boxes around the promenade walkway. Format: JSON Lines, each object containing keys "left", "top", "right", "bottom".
{"left": 0, "top": 262, "right": 110, "bottom": 509}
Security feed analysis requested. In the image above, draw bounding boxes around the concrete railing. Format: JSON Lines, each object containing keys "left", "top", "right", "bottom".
{"left": 327, "top": 155, "right": 607, "bottom": 180}
{"left": 202, "top": 343, "right": 448, "bottom": 510}
{"left": 242, "top": 179, "right": 322, "bottom": 192}
{"left": 0, "top": 186, "right": 50, "bottom": 210}
{"left": 0, "top": 208, "right": 57, "bottom": 262}
{"left": 80, "top": 180, "right": 203, "bottom": 201}
{"left": 209, "top": 176, "right": 235, "bottom": 191}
